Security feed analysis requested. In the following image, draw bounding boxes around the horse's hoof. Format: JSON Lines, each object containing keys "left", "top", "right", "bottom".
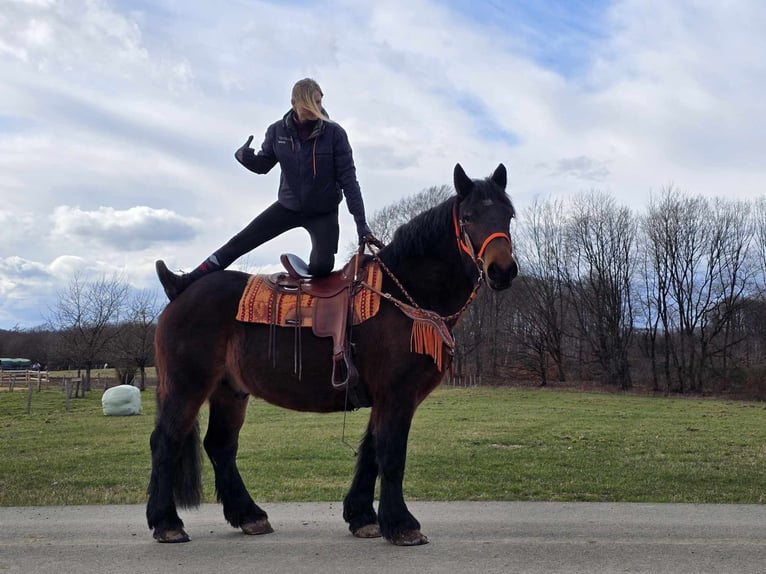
{"left": 352, "top": 523, "right": 382, "bottom": 538}
{"left": 154, "top": 528, "right": 190, "bottom": 543}
{"left": 241, "top": 518, "right": 274, "bottom": 536}
{"left": 391, "top": 530, "right": 429, "bottom": 546}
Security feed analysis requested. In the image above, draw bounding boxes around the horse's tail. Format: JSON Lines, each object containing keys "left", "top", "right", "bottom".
{"left": 173, "top": 419, "right": 202, "bottom": 508}
{"left": 149, "top": 305, "right": 203, "bottom": 515}
{"left": 151, "top": 380, "right": 203, "bottom": 509}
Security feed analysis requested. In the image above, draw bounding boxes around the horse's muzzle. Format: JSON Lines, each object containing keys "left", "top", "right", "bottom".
{"left": 486, "top": 259, "right": 518, "bottom": 290}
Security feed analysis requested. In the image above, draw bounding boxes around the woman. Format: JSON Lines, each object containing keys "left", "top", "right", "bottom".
{"left": 156, "top": 78, "right": 376, "bottom": 301}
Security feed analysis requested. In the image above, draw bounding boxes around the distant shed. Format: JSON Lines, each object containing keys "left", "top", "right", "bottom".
{"left": 0, "top": 358, "right": 32, "bottom": 370}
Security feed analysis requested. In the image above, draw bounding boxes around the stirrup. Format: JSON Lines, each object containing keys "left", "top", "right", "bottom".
{"left": 280, "top": 253, "right": 312, "bottom": 279}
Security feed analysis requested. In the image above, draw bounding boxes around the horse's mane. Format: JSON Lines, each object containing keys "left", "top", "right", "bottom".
{"left": 378, "top": 197, "right": 457, "bottom": 270}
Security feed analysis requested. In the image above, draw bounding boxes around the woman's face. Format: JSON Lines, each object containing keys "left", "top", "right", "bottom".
{"left": 292, "top": 90, "right": 323, "bottom": 122}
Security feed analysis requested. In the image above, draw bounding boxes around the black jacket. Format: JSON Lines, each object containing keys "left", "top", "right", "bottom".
{"left": 235, "top": 110, "right": 367, "bottom": 229}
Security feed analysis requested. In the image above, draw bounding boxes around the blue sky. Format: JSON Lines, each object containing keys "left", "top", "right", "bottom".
{"left": 1, "top": 0, "right": 765, "bottom": 329}
{"left": 447, "top": 0, "right": 611, "bottom": 77}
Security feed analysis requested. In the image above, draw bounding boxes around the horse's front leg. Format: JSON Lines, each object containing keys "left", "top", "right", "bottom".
{"left": 343, "top": 422, "right": 381, "bottom": 538}
{"left": 373, "top": 401, "right": 429, "bottom": 546}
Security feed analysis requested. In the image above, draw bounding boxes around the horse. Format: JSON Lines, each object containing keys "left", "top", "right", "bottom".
{"left": 147, "top": 163, "right": 518, "bottom": 546}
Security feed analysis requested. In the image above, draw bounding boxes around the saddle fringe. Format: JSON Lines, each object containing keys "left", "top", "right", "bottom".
{"left": 409, "top": 315, "right": 454, "bottom": 372}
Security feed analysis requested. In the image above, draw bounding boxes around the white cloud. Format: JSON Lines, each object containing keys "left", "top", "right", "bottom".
{"left": 0, "top": 256, "right": 56, "bottom": 329}
{"left": 0, "top": 256, "right": 49, "bottom": 284}
{"left": 50, "top": 206, "right": 201, "bottom": 250}
{"left": 549, "top": 156, "right": 611, "bottom": 183}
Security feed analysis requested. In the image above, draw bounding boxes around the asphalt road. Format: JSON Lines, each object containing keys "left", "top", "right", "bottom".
{"left": 1, "top": 502, "right": 765, "bottom": 573}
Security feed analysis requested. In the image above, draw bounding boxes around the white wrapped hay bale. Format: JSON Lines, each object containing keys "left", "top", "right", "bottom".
{"left": 102, "top": 384, "right": 142, "bottom": 416}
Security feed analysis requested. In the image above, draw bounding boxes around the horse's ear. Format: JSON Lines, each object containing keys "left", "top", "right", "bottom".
{"left": 491, "top": 163, "right": 507, "bottom": 190}
{"left": 454, "top": 163, "right": 474, "bottom": 198}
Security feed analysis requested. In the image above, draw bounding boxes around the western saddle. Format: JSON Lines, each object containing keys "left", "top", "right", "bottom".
{"left": 265, "top": 252, "right": 371, "bottom": 408}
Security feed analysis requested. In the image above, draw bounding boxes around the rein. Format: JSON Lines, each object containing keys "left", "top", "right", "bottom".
{"left": 362, "top": 254, "right": 481, "bottom": 325}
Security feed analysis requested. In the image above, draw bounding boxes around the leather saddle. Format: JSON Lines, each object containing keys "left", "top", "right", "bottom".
{"left": 275, "top": 253, "right": 357, "bottom": 297}
{"left": 264, "top": 253, "right": 371, "bottom": 407}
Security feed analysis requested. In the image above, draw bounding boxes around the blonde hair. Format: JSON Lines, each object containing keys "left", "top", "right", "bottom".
{"left": 291, "top": 78, "right": 328, "bottom": 121}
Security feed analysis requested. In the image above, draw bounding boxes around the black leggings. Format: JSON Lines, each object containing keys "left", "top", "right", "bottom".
{"left": 211, "top": 201, "right": 339, "bottom": 276}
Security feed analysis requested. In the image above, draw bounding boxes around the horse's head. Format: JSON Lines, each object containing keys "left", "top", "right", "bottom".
{"left": 453, "top": 163, "right": 518, "bottom": 290}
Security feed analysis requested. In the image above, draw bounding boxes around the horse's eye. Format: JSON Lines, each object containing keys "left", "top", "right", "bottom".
{"left": 461, "top": 213, "right": 472, "bottom": 224}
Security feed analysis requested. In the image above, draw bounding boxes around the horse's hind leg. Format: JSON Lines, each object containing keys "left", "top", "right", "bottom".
{"left": 203, "top": 381, "right": 273, "bottom": 536}
{"left": 343, "top": 422, "right": 381, "bottom": 538}
{"left": 147, "top": 395, "right": 205, "bottom": 543}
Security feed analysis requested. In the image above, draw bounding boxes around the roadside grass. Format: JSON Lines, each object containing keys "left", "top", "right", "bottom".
{"left": 1, "top": 387, "right": 764, "bottom": 506}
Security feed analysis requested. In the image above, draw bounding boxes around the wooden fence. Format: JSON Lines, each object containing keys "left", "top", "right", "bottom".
{"left": 0, "top": 369, "right": 50, "bottom": 392}
{"left": 1, "top": 370, "right": 88, "bottom": 413}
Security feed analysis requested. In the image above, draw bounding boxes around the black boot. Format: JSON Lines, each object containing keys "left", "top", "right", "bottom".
{"left": 155, "top": 260, "right": 197, "bottom": 301}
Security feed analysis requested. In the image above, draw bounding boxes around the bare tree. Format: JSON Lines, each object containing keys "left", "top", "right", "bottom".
{"left": 645, "top": 189, "right": 707, "bottom": 392}
{"left": 641, "top": 187, "right": 680, "bottom": 391}
{"left": 563, "top": 191, "right": 637, "bottom": 389}
{"left": 748, "top": 199, "right": 766, "bottom": 373}
{"left": 704, "top": 198, "right": 755, "bottom": 386}
{"left": 754, "top": 198, "right": 766, "bottom": 298}
{"left": 47, "top": 272, "right": 130, "bottom": 393}
{"left": 514, "top": 198, "right": 570, "bottom": 384}
{"left": 117, "top": 288, "right": 163, "bottom": 390}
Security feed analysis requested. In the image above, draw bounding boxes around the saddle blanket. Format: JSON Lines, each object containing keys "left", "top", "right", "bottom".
{"left": 236, "top": 262, "right": 382, "bottom": 327}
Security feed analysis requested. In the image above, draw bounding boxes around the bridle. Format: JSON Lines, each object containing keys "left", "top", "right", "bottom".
{"left": 452, "top": 202, "right": 512, "bottom": 276}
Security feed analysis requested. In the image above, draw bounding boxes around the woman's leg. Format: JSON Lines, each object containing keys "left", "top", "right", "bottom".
{"left": 207, "top": 202, "right": 301, "bottom": 269}
{"left": 157, "top": 202, "right": 302, "bottom": 301}
{"left": 303, "top": 209, "right": 339, "bottom": 277}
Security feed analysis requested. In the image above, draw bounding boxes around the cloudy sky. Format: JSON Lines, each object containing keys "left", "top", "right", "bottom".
{"left": 1, "top": 0, "right": 765, "bottom": 329}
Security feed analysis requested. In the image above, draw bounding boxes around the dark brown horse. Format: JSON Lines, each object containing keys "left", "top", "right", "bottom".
{"left": 147, "top": 163, "right": 517, "bottom": 545}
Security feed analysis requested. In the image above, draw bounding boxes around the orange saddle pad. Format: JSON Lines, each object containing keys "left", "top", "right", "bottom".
{"left": 236, "top": 261, "right": 383, "bottom": 327}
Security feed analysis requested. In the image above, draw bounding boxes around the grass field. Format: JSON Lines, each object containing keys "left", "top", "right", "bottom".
{"left": 1, "top": 386, "right": 764, "bottom": 506}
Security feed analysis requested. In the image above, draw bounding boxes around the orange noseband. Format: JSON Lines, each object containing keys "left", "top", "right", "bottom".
{"left": 452, "top": 204, "right": 512, "bottom": 261}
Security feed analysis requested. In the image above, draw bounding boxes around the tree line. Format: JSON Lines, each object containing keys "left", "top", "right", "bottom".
{"left": 452, "top": 187, "right": 766, "bottom": 397}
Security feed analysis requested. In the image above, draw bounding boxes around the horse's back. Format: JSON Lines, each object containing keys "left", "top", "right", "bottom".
{"left": 158, "top": 270, "right": 247, "bottom": 330}
{"left": 155, "top": 271, "right": 249, "bottom": 377}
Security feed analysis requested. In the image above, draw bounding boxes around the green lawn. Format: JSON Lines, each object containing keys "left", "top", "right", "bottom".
{"left": 1, "top": 387, "right": 764, "bottom": 506}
